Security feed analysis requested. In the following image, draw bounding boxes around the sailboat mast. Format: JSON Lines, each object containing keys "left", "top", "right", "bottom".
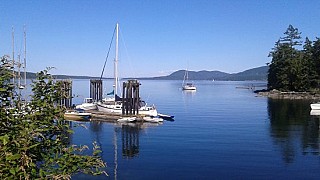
{"left": 18, "top": 54, "right": 21, "bottom": 89}
{"left": 186, "top": 69, "right": 189, "bottom": 81}
{"left": 12, "top": 27, "right": 15, "bottom": 84}
{"left": 24, "top": 25, "right": 27, "bottom": 88}
{"left": 114, "top": 23, "right": 119, "bottom": 97}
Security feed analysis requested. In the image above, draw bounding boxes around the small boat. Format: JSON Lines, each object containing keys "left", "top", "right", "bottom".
{"left": 64, "top": 109, "right": 91, "bottom": 121}
{"left": 182, "top": 69, "right": 196, "bottom": 91}
{"left": 310, "top": 102, "right": 320, "bottom": 110}
{"left": 143, "top": 116, "right": 163, "bottom": 123}
{"left": 76, "top": 98, "right": 97, "bottom": 110}
{"left": 158, "top": 113, "right": 174, "bottom": 120}
{"left": 310, "top": 110, "right": 320, "bottom": 116}
{"left": 117, "top": 117, "right": 136, "bottom": 123}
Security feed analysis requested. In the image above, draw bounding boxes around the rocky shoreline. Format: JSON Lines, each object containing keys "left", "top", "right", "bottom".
{"left": 255, "top": 89, "right": 320, "bottom": 100}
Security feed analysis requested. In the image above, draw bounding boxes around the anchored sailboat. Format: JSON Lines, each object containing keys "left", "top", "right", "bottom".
{"left": 182, "top": 69, "right": 196, "bottom": 91}
{"left": 96, "top": 23, "right": 158, "bottom": 116}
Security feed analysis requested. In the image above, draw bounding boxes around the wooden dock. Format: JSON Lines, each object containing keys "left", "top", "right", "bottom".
{"left": 86, "top": 110, "right": 145, "bottom": 122}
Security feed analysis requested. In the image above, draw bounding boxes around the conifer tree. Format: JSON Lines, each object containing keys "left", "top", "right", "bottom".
{"left": 302, "top": 37, "right": 317, "bottom": 90}
{"left": 312, "top": 38, "right": 320, "bottom": 89}
{"left": 268, "top": 25, "right": 303, "bottom": 91}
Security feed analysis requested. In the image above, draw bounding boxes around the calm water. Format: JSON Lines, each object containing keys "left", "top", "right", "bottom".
{"left": 69, "top": 80, "right": 320, "bottom": 180}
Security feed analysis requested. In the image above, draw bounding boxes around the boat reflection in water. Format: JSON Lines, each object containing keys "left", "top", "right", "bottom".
{"left": 80, "top": 121, "right": 162, "bottom": 179}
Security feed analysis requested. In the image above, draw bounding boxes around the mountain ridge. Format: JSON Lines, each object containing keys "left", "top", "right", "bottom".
{"left": 149, "top": 66, "right": 268, "bottom": 81}
{"left": 23, "top": 66, "right": 268, "bottom": 81}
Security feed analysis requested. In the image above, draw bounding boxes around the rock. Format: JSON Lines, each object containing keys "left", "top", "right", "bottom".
{"left": 256, "top": 89, "right": 320, "bottom": 100}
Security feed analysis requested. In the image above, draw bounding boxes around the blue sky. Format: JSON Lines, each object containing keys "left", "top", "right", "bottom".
{"left": 1, "top": 0, "right": 320, "bottom": 77}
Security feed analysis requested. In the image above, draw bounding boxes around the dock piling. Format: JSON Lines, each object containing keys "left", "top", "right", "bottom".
{"left": 57, "top": 80, "right": 72, "bottom": 108}
{"left": 122, "top": 80, "right": 140, "bottom": 115}
{"left": 90, "top": 79, "right": 103, "bottom": 102}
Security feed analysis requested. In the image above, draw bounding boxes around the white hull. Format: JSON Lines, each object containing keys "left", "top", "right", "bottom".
{"left": 76, "top": 98, "right": 97, "bottom": 110}
{"left": 64, "top": 110, "right": 91, "bottom": 121}
{"left": 64, "top": 111, "right": 92, "bottom": 116}
{"left": 311, "top": 103, "right": 320, "bottom": 110}
{"left": 143, "top": 116, "right": 163, "bottom": 123}
{"left": 117, "top": 117, "right": 136, "bottom": 123}
{"left": 76, "top": 103, "right": 97, "bottom": 111}
{"left": 96, "top": 102, "right": 122, "bottom": 114}
{"left": 96, "top": 101, "right": 158, "bottom": 117}
{"left": 310, "top": 110, "right": 320, "bottom": 116}
{"left": 182, "top": 85, "right": 196, "bottom": 91}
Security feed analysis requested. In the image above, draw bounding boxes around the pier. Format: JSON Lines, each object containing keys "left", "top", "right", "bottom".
{"left": 63, "top": 79, "right": 167, "bottom": 123}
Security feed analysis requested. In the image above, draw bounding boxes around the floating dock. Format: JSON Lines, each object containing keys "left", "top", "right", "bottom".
{"left": 86, "top": 110, "right": 146, "bottom": 122}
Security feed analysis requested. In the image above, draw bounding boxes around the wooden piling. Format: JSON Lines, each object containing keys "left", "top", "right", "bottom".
{"left": 90, "top": 79, "right": 103, "bottom": 102}
{"left": 57, "top": 80, "right": 72, "bottom": 108}
{"left": 122, "top": 80, "right": 140, "bottom": 115}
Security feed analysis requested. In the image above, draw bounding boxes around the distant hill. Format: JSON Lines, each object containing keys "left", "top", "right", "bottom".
{"left": 25, "top": 72, "right": 107, "bottom": 80}
{"left": 150, "top": 66, "right": 268, "bottom": 81}
{"left": 24, "top": 66, "right": 268, "bottom": 81}
{"left": 151, "top": 70, "right": 229, "bottom": 80}
{"left": 221, "top": 66, "right": 268, "bottom": 81}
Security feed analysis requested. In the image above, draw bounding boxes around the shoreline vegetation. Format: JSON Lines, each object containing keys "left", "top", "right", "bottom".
{"left": 254, "top": 25, "right": 320, "bottom": 101}
{"left": 255, "top": 89, "right": 320, "bottom": 100}
{"left": 266, "top": 25, "right": 320, "bottom": 95}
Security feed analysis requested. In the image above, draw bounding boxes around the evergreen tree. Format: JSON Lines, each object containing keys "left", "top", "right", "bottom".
{"left": 280, "top": 24, "right": 302, "bottom": 47}
{"left": 268, "top": 25, "right": 303, "bottom": 91}
{"left": 312, "top": 38, "right": 320, "bottom": 89}
{"left": 302, "top": 37, "right": 317, "bottom": 90}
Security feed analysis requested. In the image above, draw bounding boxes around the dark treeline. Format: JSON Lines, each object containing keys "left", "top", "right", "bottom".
{"left": 268, "top": 25, "right": 320, "bottom": 92}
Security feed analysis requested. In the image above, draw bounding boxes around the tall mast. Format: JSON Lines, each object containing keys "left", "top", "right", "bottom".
{"left": 24, "top": 25, "right": 27, "bottom": 88}
{"left": 12, "top": 27, "right": 15, "bottom": 84}
{"left": 114, "top": 23, "right": 119, "bottom": 97}
{"left": 17, "top": 53, "right": 21, "bottom": 108}
{"left": 18, "top": 53, "right": 21, "bottom": 89}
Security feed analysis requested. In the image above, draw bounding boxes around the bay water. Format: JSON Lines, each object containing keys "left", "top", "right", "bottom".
{"left": 69, "top": 80, "right": 320, "bottom": 179}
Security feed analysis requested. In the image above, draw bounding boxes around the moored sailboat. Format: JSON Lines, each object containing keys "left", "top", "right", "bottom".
{"left": 182, "top": 69, "right": 196, "bottom": 90}
{"left": 96, "top": 23, "right": 158, "bottom": 117}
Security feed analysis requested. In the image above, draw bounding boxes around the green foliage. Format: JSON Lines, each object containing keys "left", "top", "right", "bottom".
{"left": 0, "top": 57, "right": 107, "bottom": 179}
{"left": 0, "top": 55, "right": 14, "bottom": 108}
{"left": 268, "top": 25, "right": 320, "bottom": 91}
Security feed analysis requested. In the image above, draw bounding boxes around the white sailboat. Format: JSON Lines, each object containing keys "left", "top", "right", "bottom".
{"left": 182, "top": 69, "right": 196, "bottom": 91}
{"left": 96, "top": 23, "right": 158, "bottom": 117}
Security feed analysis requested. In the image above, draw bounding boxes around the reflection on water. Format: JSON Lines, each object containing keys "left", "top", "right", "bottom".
{"left": 116, "top": 122, "right": 162, "bottom": 158}
{"left": 268, "top": 99, "right": 320, "bottom": 163}
{"left": 70, "top": 121, "right": 162, "bottom": 179}
{"left": 119, "top": 124, "right": 140, "bottom": 158}
{"left": 88, "top": 121, "right": 156, "bottom": 158}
